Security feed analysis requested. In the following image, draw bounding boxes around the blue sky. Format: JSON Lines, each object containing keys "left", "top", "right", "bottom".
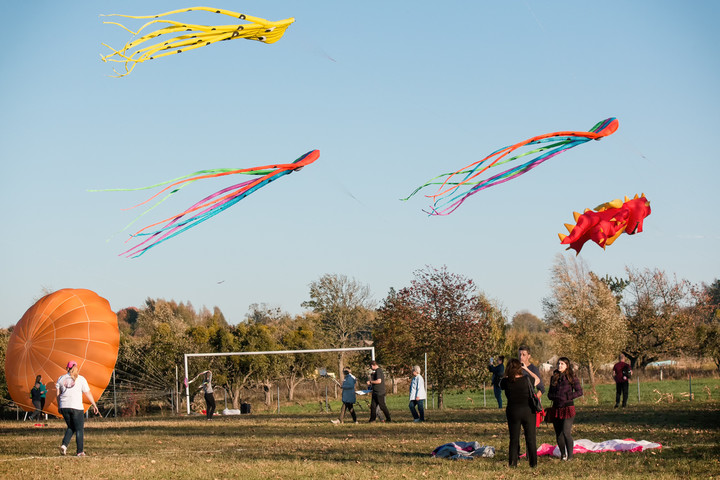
{"left": 1, "top": 1, "right": 718, "bottom": 327}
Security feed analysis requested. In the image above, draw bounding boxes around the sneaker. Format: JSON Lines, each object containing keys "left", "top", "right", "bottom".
{"left": 413, "top": 419, "right": 421, "bottom": 423}
{"left": 614, "top": 404, "right": 619, "bottom": 408}
{"left": 77, "top": 452, "right": 86, "bottom": 457}
{"left": 59, "top": 445, "right": 67, "bottom": 456}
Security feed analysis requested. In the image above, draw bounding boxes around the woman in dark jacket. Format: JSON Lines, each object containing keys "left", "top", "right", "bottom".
{"left": 547, "top": 357, "right": 583, "bottom": 460}
{"left": 500, "top": 358, "right": 541, "bottom": 468}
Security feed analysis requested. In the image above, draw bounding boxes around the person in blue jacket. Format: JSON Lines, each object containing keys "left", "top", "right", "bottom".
{"left": 339, "top": 367, "right": 357, "bottom": 423}
{"left": 408, "top": 365, "right": 427, "bottom": 422}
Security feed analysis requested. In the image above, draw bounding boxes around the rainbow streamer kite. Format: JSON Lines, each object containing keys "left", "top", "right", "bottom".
{"left": 101, "top": 7, "right": 295, "bottom": 77}
{"left": 93, "top": 150, "right": 319, "bottom": 258}
{"left": 402, "top": 118, "right": 619, "bottom": 215}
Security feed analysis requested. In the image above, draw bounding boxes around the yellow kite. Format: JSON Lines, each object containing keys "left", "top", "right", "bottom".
{"left": 101, "top": 7, "right": 295, "bottom": 77}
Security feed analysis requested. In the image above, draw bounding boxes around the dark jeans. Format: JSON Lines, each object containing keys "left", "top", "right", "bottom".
{"left": 29, "top": 400, "right": 42, "bottom": 420}
{"left": 552, "top": 416, "right": 575, "bottom": 459}
{"left": 369, "top": 392, "right": 391, "bottom": 422}
{"left": 340, "top": 402, "right": 357, "bottom": 422}
{"left": 493, "top": 384, "right": 503, "bottom": 408}
{"left": 507, "top": 406, "right": 537, "bottom": 468}
{"left": 60, "top": 408, "right": 85, "bottom": 453}
{"left": 204, "top": 392, "right": 216, "bottom": 419}
{"left": 615, "top": 382, "right": 629, "bottom": 407}
{"left": 409, "top": 399, "right": 425, "bottom": 421}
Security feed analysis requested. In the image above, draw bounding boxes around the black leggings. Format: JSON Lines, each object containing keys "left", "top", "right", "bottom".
{"left": 204, "top": 392, "right": 216, "bottom": 419}
{"left": 340, "top": 402, "right": 357, "bottom": 422}
{"left": 506, "top": 406, "right": 537, "bottom": 467}
{"left": 552, "top": 416, "right": 575, "bottom": 459}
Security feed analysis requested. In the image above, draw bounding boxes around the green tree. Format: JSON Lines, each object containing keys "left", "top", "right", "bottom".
{"left": 277, "top": 315, "right": 321, "bottom": 400}
{"left": 544, "top": 254, "right": 627, "bottom": 392}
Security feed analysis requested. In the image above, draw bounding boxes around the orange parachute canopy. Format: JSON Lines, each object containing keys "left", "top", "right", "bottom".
{"left": 4, "top": 289, "right": 119, "bottom": 417}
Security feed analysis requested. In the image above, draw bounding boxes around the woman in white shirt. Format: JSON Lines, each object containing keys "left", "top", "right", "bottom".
{"left": 409, "top": 365, "right": 427, "bottom": 422}
{"left": 56, "top": 360, "right": 99, "bottom": 457}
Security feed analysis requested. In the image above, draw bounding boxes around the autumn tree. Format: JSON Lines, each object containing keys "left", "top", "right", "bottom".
{"left": 696, "top": 279, "right": 720, "bottom": 371}
{"left": 478, "top": 293, "right": 509, "bottom": 362}
{"left": 544, "top": 255, "right": 627, "bottom": 392}
{"left": 374, "top": 266, "right": 494, "bottom": 408}
{"left": 622, "top": 267, "right": 698, "bottom": 369}
{"left": 373, "top": 288, "right": 423, "bottom": 393}
{"left": 302, "top": 274, "right": 375, "bottom": 377}
{"left": 0, "top": 328, "right": 11, "bottom": 415}
{"left": 505, "top": 311, "right": 554, "bottom": 364}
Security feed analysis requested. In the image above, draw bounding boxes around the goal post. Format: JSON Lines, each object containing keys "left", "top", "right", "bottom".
{"left": 183, "top": 346, "right": 375, "bottom": 414}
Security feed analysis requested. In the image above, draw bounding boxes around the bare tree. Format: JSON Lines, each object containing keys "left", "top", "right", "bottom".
{"left": 623, "top": 267, "right": 698, "bottom": 369}
{"left": 302, "top": 274, "right": 375, "bottom": 377}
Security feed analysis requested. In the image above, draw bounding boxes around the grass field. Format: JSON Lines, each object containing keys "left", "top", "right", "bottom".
{"left": 1, "top": 379, "right": 719, "bottom": 479}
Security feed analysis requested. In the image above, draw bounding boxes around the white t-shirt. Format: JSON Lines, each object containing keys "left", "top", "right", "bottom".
{"left": 56, "top": 373, "right": 90, "bottom": 410}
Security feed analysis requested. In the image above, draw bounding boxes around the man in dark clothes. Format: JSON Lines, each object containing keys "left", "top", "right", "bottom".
{"left": 612, "top": 354, "right": 632, "bottom": 408}
{"left": 367, "top": 361, "right": 392, "bottom": 422}
{"left": 488, "top": 356, "right": 506, "bottom": 408}
{"left": 514, "top": 345, "right": 545, "bottom": 463}
{"left": 519, "top": 346, "right": 545, "bottom": 397}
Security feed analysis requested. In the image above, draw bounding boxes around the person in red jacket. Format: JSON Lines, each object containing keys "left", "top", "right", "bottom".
{"left": 612, "top": 354, "right": 632, "bottom": 408}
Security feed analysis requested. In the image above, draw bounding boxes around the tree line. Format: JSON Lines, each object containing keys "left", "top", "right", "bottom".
{"left": 0, "top": 259, "right": 718, "bottom": 413}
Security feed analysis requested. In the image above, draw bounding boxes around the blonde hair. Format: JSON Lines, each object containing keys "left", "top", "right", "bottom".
{"left": 68, "top": 365, "right": 79, "bottom": 381}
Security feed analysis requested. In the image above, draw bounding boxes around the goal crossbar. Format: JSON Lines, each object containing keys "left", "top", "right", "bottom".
{"left": 183, "top": 347, "right": 375, "bottom": 414}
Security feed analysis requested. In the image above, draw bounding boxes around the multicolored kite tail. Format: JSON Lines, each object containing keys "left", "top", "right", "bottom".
{"left": 402, "top": 118, "right": 619, "bottom": 215}
{"left": 92, "top": 150, "right": 319, "bottom": 258}
{"left": 100, "top": 7, "right": 295, "bottom": 77}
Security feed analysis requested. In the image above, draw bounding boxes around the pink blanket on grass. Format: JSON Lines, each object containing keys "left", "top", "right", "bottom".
{"left": 536, "top": 438, "right": 662, "bottom": 457}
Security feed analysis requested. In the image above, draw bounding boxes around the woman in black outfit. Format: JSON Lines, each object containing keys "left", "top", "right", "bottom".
{"left": 547, "top": 357, "right": 583, "bottom": 460}
{"left": 500, "top": 358, "right": 541, "bottom": 468}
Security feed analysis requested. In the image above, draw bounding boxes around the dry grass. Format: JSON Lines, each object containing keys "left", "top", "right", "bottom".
{"left": 1, "top": 400, "right": 719, "bottom": 480}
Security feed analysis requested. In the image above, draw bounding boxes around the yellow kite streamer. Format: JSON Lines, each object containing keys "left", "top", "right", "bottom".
{"left": 101, "top": 7, "right": 295, "bottom": 77}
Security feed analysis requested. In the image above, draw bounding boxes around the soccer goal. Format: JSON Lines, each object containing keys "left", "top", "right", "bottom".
{"left": 183, "top": 346, "right": 375, "bottom": 414}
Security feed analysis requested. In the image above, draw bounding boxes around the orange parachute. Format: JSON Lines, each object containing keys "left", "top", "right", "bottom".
{"left": 4, "top": 289, "right": 119, "bottom": 417}
{"left": 559, "top": 194, "right": 651, "bottom": 254}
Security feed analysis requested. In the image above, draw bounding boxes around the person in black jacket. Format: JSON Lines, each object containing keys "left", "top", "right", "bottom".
{"left": 547, "top": 357, "right": 583, "bottom": 460}
{"left": 488, "top": 356, "right": 505, "bottom": 408}
{"left": 367, "top": 361, "right": 391, "bottom": 422}
{"left": 500, "top": 358, "right": 541, "bottom": 468}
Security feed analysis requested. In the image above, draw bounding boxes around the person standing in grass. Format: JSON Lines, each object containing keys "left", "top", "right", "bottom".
{"left": 500, "top": 358, "right": 541, "bottom": 468}
{"left": 29, "top": 375, "right": 47, "bottom": 420}
{"left": 367, "top": 361, "right": 391, "bottom": 422}
{"left": 56, "top": 361, "right": 99, "bottom": 457}
{"left": 189, "top": 370, "right": 216, "bottom": 419}
{"left": 408, "top": 365, "right": 426, "bottom": 422}
{"left": 547, "top": 357, "right": 583, "bottom": 461}
{"left": 339, "top": 367, "right": 357, "bottom": 423}
{"left": 612, "top": 354, "right": 632, "bottom": 408}
{"left": 488, "top": 356, "right": 505, "bottom": 408}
